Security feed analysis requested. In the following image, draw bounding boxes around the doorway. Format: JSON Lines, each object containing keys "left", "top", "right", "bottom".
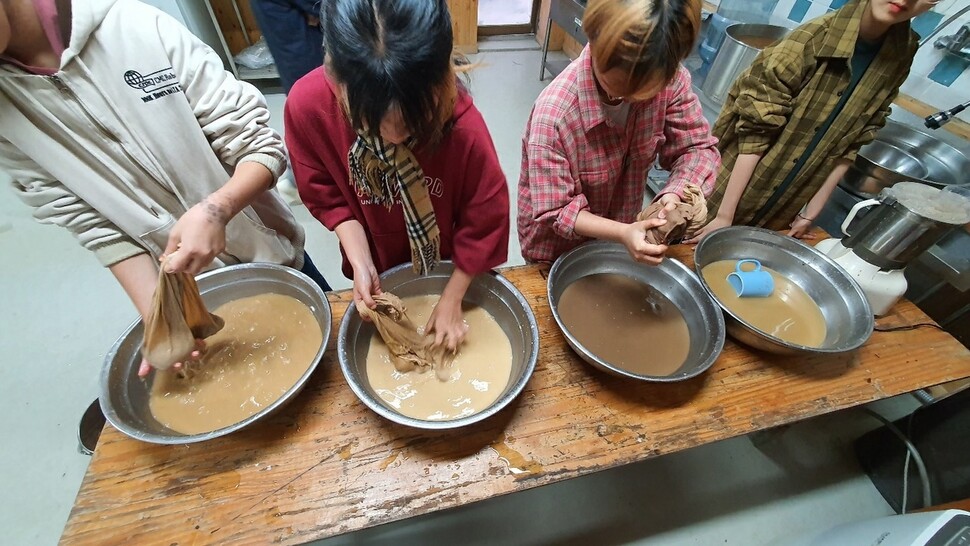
{"left": 478, "top": 0, "right": 539, "bottom": 36}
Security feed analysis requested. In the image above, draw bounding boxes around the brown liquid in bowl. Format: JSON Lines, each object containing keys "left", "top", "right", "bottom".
{"left": 365, "top": 295, "right": 513, "bottom": 421}
{"left": 557, "top": 273, "right": 690, "bottom": 377}
{"left": 149, "top": 293, "right": 323, "bottom": 434}
{"left": 701, "top": 260, "right": 827, "bottom": 347}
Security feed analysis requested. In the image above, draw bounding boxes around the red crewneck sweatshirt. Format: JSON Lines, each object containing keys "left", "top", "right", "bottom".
{"left": 285, "top": 68, "right": 510, "bottom": 279}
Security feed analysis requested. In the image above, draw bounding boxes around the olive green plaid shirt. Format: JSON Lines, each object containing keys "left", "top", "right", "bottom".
{"left": 707, "top": 0, "right": 918, "bottom": 229}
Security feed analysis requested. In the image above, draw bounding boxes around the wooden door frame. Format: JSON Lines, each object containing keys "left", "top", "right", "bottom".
{"left": 478, "top": 0, "right": 540, "bottom": 37}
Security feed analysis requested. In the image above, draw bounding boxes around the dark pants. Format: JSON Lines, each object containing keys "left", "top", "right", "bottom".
{"left": 249, "top": 0, "right": 324, "bottom": 93}
{"left": 299, "top": 251, "right": 332, "bottom": 292}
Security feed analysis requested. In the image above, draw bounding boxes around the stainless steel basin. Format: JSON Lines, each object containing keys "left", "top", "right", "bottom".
{"left": 547, "top": 241, "right": 726, "bottom": 381}
{"left": 338, "top": 262, "right": 539, "bottom": 430}
{"left": 694, "top": 227, "right": 874, "bottom": 355}
{"left": 100, "top": 264, "right": 332, "bottom": 445}
{"left": 842, "top": 120, "right": 970, "bottom": 197}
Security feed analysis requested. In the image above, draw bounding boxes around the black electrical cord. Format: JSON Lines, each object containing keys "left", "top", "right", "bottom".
{"left": 874, "top": 322, "right": 944, "bottom": 333}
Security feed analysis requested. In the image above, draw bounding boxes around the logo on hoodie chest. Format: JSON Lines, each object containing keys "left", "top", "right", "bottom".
{"left": 124, "top": 67, "right": 182, "bottom": 103}
{"left": 356, "top": 176, "right": 445, "bottom": 205}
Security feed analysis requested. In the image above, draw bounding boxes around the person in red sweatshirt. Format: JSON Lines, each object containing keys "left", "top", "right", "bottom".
{"left": 285, "top": 0, "right": 510, "bottom": 352}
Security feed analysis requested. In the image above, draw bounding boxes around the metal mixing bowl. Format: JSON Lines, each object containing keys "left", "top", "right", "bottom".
{"left": 547, "top": 241, "right": 726, "bottom": 382}
{"left": 694, "top": 227, "right": 873, "bottom": 354}
{"left": 842, "top": 120, "right": 970, "bottom": 198}
{"left": 338, "top": 262, "right": 539, "bottom": 430}
{"left": 100, "top": 263, "right": 332, "bottom": 445}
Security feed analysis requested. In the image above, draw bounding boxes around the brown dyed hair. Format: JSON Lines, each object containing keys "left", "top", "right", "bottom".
{"left": 583, "top": 0, "right": 702, "bottom": 97}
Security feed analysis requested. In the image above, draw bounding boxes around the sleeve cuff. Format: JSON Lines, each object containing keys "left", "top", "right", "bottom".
{"left": 737, "top": 135, "right": 773, "bottom": 156}
{"left": 553, "top": 194, "right": 590, "bottom": 240}
{"left": 93, "top": 239, "right": 149, "bottom": 267}
{"left": 239, "top": 153, "right": 287, "bottom": 186}
{"left": 654, "top": 182, "right": 687, "bottom": 202}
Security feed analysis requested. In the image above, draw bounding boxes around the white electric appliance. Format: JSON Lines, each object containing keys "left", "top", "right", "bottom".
{"left": 816, "top": 183, "right": 970, "bottom": 316}
{"left": 786, "top": 509, "right": 970, "bottom": 546}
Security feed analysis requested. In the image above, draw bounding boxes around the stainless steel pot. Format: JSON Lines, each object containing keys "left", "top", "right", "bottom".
{"left": 701, "top": 23, "right": 790, "bottom": 105}
{"left": 841, "top": 185, "right": 967, "bottom": 270}
{"left": 840, "top": 120, "right": 970, "bottom": 198}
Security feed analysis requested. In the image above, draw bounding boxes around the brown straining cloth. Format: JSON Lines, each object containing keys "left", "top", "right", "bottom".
{"left": 357, "top": 293, "right": 454, "bottom": 381}
{"left": 637, "top": 184, "right": 708, "bottom": 245}
{"left": 142, "top": 262, "right": 224, "bottom": 371}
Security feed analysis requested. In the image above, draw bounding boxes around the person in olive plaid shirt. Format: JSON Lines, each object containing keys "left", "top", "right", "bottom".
{"left": 518, "top": 0, "right": 719, "bottom": 265}
{"left": 689, "top": 0, "right": 937, "bottom": 241}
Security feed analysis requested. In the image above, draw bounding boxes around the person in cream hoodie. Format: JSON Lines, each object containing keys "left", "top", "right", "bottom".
{"left": 0, "top": 0, "right": 331, "bottom": 375}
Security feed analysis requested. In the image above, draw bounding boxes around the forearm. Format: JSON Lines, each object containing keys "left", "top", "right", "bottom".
{"left": 205, "top": 162, "right": 275, "bottom": 222}
{"left": 440, "top": 267, "right": 473, "bottom": 306}
{"left": 715, "top": 153, "right": 761, "bottom": 220}
{"left": 109, "top": 253, "right": 159, "bottom": 320}
{"left": 574, "top": 210, "right": 627, "bottom": 243}
{"left": 334, "top": 220, "right": 374, "bottom": 269}
{"left": 803, "top": 160, "right": 851, "bottom": 219}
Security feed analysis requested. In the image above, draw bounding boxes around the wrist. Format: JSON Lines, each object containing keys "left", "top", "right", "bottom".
{"left": 201, "top": 194, "right": 234, "bottom": 226}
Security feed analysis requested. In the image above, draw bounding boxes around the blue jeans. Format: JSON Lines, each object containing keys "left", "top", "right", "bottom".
{"left": 249, "top": 0, "right": 324, "bottom": 93}
{"left": 299, "top": 252, "right": 332, "bottom": 292}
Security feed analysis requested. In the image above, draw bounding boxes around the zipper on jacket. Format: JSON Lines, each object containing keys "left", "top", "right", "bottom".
{"left": 49, "top": 75, "right": 119, "bottom": 143}
{"left": 48, "top": 75, "right": 164, "bottom": 217}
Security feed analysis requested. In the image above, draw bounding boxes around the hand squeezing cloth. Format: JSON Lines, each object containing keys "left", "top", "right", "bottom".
{"left": 357, "top": 293, "right": 455, "bottom": 381}
{"left": 636, "top": 184, "right": 708, "bottom": 244}
{"left": 142, "top": 264, "right": 225, "bottom": 371}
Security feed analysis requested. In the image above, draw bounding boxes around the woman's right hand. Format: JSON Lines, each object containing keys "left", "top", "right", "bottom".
{"left": 352, "top": 259, "right": 382, "bottom": 311}
{"left": 685, "top": 216, "right": 732, "bottom": 244}
{"left": 621, "top": 219, "right": 669, "bottom": 266}
{"left": 137, "top": 339, "right": 206, "bottom": 378}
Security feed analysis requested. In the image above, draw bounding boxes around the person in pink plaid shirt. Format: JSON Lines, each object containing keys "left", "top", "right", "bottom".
{"left": 518, "top": 0, "right": 719, "bottom": 264}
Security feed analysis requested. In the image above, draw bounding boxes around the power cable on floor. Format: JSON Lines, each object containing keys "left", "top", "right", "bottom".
{"left": 861, "top": 407, "right": 931, "bottom": 512}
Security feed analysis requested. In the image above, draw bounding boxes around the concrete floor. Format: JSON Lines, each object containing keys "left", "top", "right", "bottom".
{"left": 0, "top": 44, "right": 918, "bottom": 545}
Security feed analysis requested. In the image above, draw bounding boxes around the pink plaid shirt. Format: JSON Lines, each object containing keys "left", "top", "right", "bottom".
{"left": 518, "top": 46, "right": 720, "bottom": 262}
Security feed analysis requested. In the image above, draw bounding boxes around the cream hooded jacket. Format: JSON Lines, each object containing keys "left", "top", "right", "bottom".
{"left": 0, "top": 0, "right": 305, "bottom": 268}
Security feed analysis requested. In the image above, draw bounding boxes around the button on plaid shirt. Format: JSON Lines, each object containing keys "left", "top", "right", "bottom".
{"left": 518, "top": 46, "right": 719, "bottom": 263}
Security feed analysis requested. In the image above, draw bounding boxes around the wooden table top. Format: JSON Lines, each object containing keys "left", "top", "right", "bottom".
{"left": 61, "top": 237, "right": 970, "bottom": 545}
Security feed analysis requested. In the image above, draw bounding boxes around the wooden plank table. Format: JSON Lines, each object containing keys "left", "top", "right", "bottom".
{"left": 61, "top": 238, "right": 970, "bottom": 545}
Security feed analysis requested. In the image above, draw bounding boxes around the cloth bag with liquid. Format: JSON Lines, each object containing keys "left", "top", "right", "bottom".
{"left": 142, "top": 267, "right": 224, "bottom": 371}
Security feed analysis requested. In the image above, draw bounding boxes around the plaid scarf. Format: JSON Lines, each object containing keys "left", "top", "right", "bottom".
{"left": 348, "top": 131, "right": 440, "bottom": 275}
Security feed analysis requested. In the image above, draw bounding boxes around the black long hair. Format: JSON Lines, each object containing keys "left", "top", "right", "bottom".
{"left": 323, "top": 0, "right": 456, "bottom": 144}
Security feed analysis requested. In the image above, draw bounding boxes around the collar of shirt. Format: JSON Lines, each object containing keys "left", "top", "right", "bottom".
{"left": 576, "top": 46, "right": 611, "bottom": 132}
{"left": 816, "top": 0, "right": 912, "bottom": 60}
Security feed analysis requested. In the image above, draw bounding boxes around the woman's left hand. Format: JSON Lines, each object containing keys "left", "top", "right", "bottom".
{"left": 657, "top": 193, "right": 682, "bottom": 216}
{"left": 163, "top": 196, "right": 231, "bottom": 275}
{"left": 787, "top": 214, "right": 816, "bottom": 240}
{"left": 425, "top": 295, "right": 468, "bottom": 353}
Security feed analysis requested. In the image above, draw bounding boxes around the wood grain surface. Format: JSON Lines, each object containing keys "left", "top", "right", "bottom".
{"left": 207, "top": 0, "right": 261, "bottom": 56}
{"left": 61, "top": 235, "right": 970, "bottom": 545}
{"left": 447, "top": 0, "right": 480, "bottom": 54}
